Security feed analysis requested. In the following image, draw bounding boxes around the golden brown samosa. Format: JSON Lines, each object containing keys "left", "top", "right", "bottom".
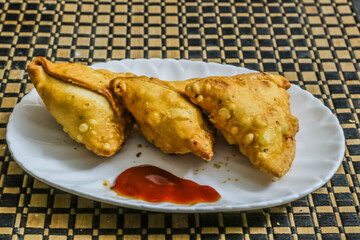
{"left": 110, "top": 76, "right": 215, "bottom": 161}
{"left": 27, "top": 57, "right": 135, "bottom": 157}
{"left": 184, "top": 75, "right": 299, "bottom": 178}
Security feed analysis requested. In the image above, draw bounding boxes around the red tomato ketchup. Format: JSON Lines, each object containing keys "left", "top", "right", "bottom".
{"left": 111, "top": 165, "right": 221, "bottom": 204}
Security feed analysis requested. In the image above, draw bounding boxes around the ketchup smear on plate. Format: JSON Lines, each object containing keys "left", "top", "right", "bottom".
{"left": 111, "top": 164, "right": 221, "bottom": 204}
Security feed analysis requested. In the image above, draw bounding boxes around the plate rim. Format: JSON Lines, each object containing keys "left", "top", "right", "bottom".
{"left": 6, "top": 58, "right": 345, "bottom": 213}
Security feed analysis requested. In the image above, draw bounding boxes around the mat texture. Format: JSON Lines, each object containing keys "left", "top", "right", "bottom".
{"left": 1, "top": 0, "right": 360, "bottom": 239}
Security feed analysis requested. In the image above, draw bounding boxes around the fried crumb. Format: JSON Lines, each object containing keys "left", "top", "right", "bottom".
{"left": 103, "top": 180, "right": 111, "bottom": 187}
{"left": 214, "top": 163, "right": 221, "bottom": 169}
{"left": 349, "top": 119, "right": 355, "bottom": 123}
{"left": 193, "top": 172, "right": 198, "bottom": 175}
{"left": 222, "top": 181, "right": 227, "bottom": 183}
{"left": 137, "top": 144, "right": 142, "bottom": 148}
{"left": 232, "top": 153, "right": 236, "bottom": 157}
{"left": 74, "top": 147, "right": 77, "bottom": 150}
{"left": 201, "top": 168, "right": 205, "bottom": 171}
{"left": 226, "top": 156, "right": 231, "bottom": 161}
{"left": 227, "top": 178, "right": 231, "bottom": 181}
{"left": 226, "top": 169, "right": 230, "bottom": 172}
{"left": 235, "top": 178, "right": 239, "bottom": 181}
{"left": 276, "top": 222, "right": 280, "bottom": 226}
{"left": 136, "top": 152, "right": 142, "bottom": 158}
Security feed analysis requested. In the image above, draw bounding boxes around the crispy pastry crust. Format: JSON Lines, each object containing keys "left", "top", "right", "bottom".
{"left": 184, "top": 75, "right": 299, "bottom": 178}
{"left": 110, "top": 76, "right": 215, "bottom": 161}
{"left": 27, "top": 57, "right": 135, "bottom": 156}
{"left": 30, "top": 57, "right": 136, "bottom": 120}
{"left": 156, "top": 73, "right": 291, "bottom": 95}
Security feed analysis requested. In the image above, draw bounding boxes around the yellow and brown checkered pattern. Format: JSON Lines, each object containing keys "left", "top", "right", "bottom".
{"left": 1, "top": 0, "right": 360, "bottom": 239}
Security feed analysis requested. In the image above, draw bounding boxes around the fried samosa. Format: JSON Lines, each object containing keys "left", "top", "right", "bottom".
{"left": 27, "top": 57, "right": 135, "bottom": 157}
{"left": 184, "top": 75, "right": 299, "bottom": 178}
{"left": 110, "top": 76, "right": 215, "bottom": 161}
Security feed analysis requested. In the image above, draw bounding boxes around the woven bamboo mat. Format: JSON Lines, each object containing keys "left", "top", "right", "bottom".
{"left": 1, "top": 0, "right": 360, "bottom": 239}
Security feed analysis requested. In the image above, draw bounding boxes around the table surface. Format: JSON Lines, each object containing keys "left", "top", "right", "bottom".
{"left": 1, "top": 0, "right": 360, "bottom": 239}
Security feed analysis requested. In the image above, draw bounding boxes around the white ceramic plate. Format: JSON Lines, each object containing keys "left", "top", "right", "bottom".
{"left": 7, "top": 59, "right": 345, "bottom": 213}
